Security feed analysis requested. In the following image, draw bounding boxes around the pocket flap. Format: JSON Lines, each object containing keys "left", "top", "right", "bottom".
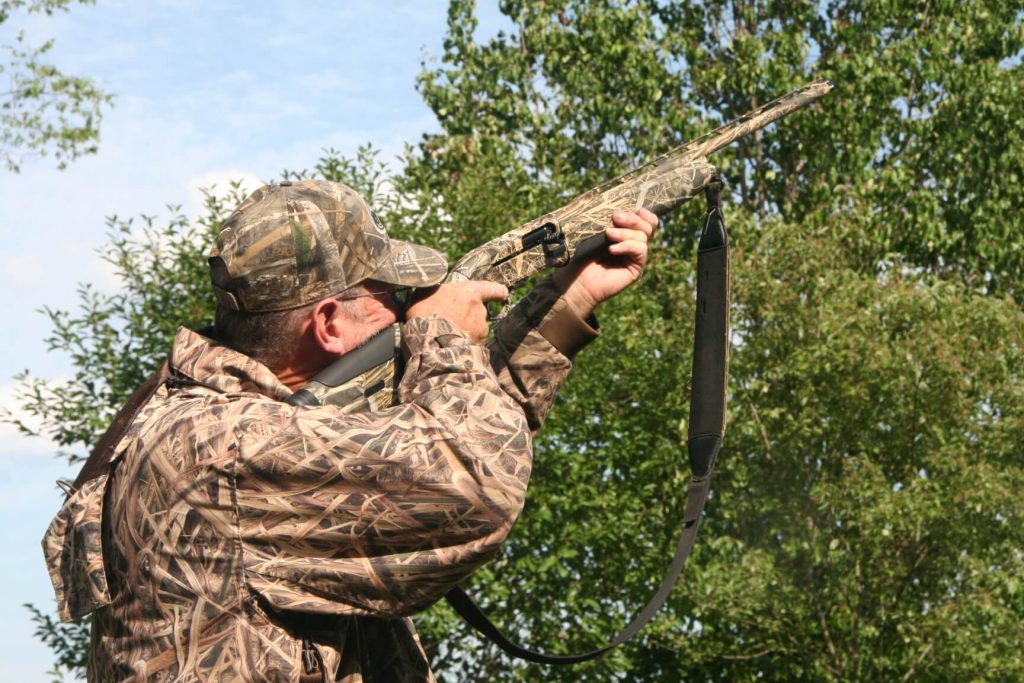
{"left": 41, "top": 474, "right": 113, "bottom": 622}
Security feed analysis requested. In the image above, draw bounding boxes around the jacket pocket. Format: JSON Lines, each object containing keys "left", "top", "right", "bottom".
{"left": 41, "top": 474, "right": 113, "bottom": 621}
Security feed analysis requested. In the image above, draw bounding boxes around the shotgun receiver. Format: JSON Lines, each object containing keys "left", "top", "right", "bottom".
{"left": 287, "top": 78, "right": 834, "bottom": 408}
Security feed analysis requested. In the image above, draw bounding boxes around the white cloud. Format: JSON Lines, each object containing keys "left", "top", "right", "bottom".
{"left": 0, "top": 254, "right": 47, "bottom": 283}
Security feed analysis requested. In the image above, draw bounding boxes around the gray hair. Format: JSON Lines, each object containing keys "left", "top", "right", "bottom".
{"left": 214, "top": 287, "right": 367, "bottom": 371}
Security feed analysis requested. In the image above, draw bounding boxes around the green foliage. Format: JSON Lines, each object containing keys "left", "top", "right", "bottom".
{"left": 401, "top": 1, "right": 1024, "bottom": 681}
{"left": 1, "top": 0, "right": 113, "bottom": 171}
{"left": 669, "top": 222, "right": 1024, "bottom": 682}
{"left": 17, "top": 1, "right": 1024, "bottom": 681}
{"left": 24, "top": 604, "right": 89, "bottom": 683}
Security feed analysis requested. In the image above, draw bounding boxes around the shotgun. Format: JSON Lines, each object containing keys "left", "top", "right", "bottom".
{"left": 287, "top": 78, "right": 834, "bottom": 408}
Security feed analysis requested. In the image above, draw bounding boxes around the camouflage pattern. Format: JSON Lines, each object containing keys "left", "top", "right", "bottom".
{"left": 448, "top": 78, "right": 834, "bottom": 290}
{"left": 42, "top": 474, "right": 112, "bottom": 622}
{"left": 209, "top": 180, "right": 449, "bottom": 313}
{"left": 43, "top": 278, "right": 592, "bottom": 682}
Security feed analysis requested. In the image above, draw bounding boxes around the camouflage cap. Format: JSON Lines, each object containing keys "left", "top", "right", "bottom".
{"left": 208, "top": 180, "right": 448, "bottom": 312}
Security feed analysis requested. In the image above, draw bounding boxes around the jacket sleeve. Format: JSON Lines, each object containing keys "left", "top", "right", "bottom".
{"left": 237, "top": 315, "right": 535, "bottom": 618}
{"left": 487, "top": 277, "right": 600, "bottom": 430}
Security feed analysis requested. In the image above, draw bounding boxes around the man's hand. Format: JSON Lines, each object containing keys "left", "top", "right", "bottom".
{"left": 406, "top": 281, "right": 509, "bottom": 342}
{"left": 551, "top": 208, "right": 658, "bottom": 318}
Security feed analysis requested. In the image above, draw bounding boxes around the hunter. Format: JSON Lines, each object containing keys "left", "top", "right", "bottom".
{"left": 44, "top": 179, "right": 656, "bottom": 681}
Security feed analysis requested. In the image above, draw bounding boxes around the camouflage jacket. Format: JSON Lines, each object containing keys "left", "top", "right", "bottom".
{"left": 43, "top": 281, "right": 597, "bottom": 682}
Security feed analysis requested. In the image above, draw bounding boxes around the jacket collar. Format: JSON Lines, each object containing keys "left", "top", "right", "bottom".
{"left": 169, "top": 327, "right": 293, "bottom": 402}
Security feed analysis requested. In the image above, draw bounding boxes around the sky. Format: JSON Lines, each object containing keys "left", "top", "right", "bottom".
{"left": 0, "top": 2, "right": 508, "bottom": 680}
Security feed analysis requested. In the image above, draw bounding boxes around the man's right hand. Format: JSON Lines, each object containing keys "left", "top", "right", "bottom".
{"left": 405, "top": 281, "right": 509, "bottom": 343}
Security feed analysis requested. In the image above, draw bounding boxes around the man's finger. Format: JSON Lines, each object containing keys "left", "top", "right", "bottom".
{"left": 608, "top": 239, "right": 649, "bottom": 259}
{"left": 611, "top": 210, "right": 656, "bottom": 237}
{"left": 637, "top": 207, "right": 659, "bottom": 230}
{"left": 472, "top": 281, "right": 510, "bottom": 303}
{"left": 606, "top": 225, "right": 650, "bottom": 244}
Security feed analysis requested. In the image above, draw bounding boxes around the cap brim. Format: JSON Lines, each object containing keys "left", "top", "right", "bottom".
{"left": 369, "top": 239, "right": 449, "bottom": 288}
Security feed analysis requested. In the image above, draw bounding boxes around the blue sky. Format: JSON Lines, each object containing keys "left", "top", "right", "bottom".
{"left": 0, "top": 2, "right": 508, "bottom": 679}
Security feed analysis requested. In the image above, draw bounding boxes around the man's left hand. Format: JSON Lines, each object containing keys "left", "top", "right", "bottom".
{"left": 551, "top": 208, "right": 658, "bottom": 318}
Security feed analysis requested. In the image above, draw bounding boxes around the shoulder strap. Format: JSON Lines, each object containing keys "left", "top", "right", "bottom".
{"left": 443, "top": 180, "right": 730, "bottom": 664}
{"left": 69, "top": 360, "right": 171, "bottom": 495}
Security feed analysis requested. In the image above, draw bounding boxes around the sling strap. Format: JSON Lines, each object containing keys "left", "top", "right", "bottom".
{"left": 442, "top": 181, "right": 730, "bottom": 663}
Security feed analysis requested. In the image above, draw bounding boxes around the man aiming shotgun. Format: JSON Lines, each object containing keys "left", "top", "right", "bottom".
{"left": 43, "top": 79, "right": 831, "bottom": 681}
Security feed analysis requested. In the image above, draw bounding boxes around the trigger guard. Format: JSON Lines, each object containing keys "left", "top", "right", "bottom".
{"left": 486, "top": 299, "right": 509, "bottom": 322}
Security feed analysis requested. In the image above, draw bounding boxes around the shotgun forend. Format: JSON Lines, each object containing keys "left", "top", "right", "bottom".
{"left": 445, "top": 78, "right": 834, "bottom": 290}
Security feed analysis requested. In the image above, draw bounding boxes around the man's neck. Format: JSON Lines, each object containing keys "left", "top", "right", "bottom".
{"left": 276, "top": 367, "right": 314, "bottom": 392}
{"left": 274, "top": 346, "right": 336, "bottom": 392}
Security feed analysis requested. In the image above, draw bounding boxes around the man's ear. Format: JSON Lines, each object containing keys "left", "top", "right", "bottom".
{"left": 310, "top": 298, "right": 348, "bottom": 355}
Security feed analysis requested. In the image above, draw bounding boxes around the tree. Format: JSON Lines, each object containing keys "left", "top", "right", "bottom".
{"left": 17, "top": 1, "right": 1024, "bottom": 681}
{"left": 400, "top": 1, "right": 1024, "bottom": 681}
{"left": 1, "top": 0, "right": 112, "bottom": 171}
